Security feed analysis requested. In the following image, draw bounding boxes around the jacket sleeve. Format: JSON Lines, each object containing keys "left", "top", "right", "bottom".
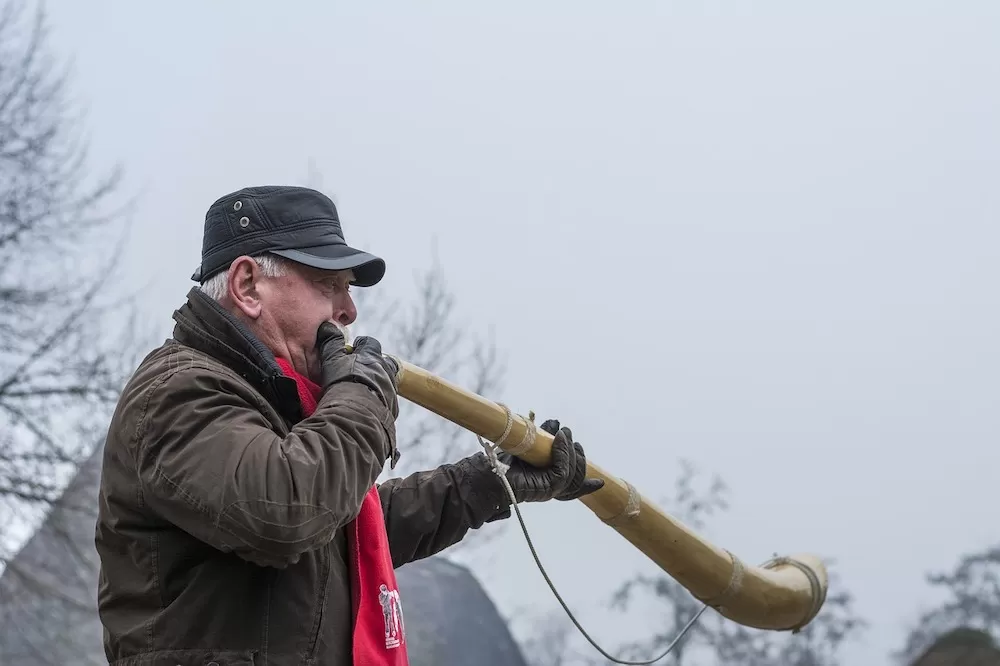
{"left": 377, "top": 453, "right": 512, "bottom": 568}
{"left": 133, "top": 365, "right": 394, "bottom": 569}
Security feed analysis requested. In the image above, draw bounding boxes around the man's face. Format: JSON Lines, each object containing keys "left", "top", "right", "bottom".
{"left": 255, "top": 260, "right": 358, "bottom": 380}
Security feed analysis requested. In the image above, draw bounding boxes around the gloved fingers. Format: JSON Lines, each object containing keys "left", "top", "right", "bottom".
{"left": 564, "top": 440, "right": 586, "bottom": 493}
{"left": 316, "top": 322, "right": 349, "bottom": 369}
{"left": 548, "top": 427, "right": 575, "bottom": 479}
{"left": 548, "top": 428, "right": 579, "bottom": 496}
{"left": 540, "top": 419, "right": 560, "bottom": 436}
{"left": 560, "top": 478, "right": 605, "bottom": 501}
{"left": 382, "top": 354, "right": 401, "bottom": 375}
{"left": 351, "top": 335, "right": 384, "bottom": 356}
{"left": 559, "top": 426, "right": 573, "bottom": 444}
{"left": 316, "top": 321, "right": 345, "bottom": 348}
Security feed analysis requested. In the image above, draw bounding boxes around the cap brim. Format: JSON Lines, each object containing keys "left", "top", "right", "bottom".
{"left": 270, "top": 245, "right": 386, "bottom": 287}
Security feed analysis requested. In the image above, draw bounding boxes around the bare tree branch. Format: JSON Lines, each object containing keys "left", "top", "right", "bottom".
{"left": 895, "top": 544, "right": 1000, "bottom": 665}
{"left": 0, "top": 0, "right": 141, "bottom": 576}
{"left": 516, "top": 609, "right": 583, "bottom": 666}
{"left": 525, "top": 460, "right": 867, "bottom": 666}
{"left": 707, "top": 573, "right": 864, "bottom": 666}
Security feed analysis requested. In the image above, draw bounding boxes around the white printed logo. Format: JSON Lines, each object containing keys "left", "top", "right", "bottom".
{"left": 378, "top": 583, "right": 405, "bottom": 649}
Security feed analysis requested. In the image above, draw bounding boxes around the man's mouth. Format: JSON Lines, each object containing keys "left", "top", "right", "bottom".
{"left": 330, "top": 320, "right": 353, "bottom": 347}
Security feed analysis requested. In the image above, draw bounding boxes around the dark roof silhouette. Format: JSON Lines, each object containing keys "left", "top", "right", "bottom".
{"left": 0, "top": 442, "right": 528, "bottom": 666}
{"left": 910, "top": 628, "right": 1000, "bottom": 666}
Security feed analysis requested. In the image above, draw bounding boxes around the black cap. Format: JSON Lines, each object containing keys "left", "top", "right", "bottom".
{"left": 190, "top": 185, "right": 386, "bottom": 287}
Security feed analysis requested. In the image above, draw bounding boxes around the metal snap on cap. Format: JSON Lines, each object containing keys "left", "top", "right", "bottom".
{"left": 239, "top": 216, "right": 249, "bottom": 228}
{"left": 233, "top": 200, "right": 242, "bottom": 211}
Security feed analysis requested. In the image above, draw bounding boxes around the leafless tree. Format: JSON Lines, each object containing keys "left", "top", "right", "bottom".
{"left": 0, "top": 0, "right": 136, "bottom": 567}
{"left": 895, "top": 544, "right": 1000, "bottom": 665}
{"left": 601, "top": 460, "right": 734, "bottom": 666}
{"left": 611, "top": 461, "right": 865, "bottom": 666}
{"left": 518, "top": 609, "right": 581, "bottom": 666}
{"left": 703, "top": 568, "right": 862, "bottom": 666}
{"left": 527, "top": 461, "right": 866, "bottom": 666}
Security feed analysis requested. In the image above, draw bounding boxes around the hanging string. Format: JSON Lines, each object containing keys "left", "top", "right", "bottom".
{"left": 476, "top": 404, "right": 709, "bottom": 665}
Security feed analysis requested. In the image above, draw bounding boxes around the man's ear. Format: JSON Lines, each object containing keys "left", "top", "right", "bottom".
{"left": 227, "top": 256, "right": 263, "bottom": 319}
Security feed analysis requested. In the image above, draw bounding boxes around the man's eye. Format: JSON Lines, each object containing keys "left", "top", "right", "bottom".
{"left": 326, "top": 280, "right": 348, "bottom": 292}
{"left": 313, "top": 276, "right": 349, "bottom": 293}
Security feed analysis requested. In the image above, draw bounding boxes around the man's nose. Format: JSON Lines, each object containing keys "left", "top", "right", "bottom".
{"left": 333, "top": 296, "right": 358, "bottom": 326}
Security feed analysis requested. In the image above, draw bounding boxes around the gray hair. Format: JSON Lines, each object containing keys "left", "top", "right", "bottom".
{"left": 198, "top": 253, "right": 290, "bottom": 301}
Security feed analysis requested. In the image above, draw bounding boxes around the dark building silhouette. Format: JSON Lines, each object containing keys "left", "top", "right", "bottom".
{"left": 910, "top": 628, "right": 1000, "bottom": 666}
{"left": 0, "top": 442, "right": 528, "bottom": 666}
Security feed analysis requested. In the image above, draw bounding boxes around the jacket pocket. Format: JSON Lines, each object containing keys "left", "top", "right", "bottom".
{"left": 112, "top": 648, "right": 256, "bottom": 665}
{"left": 305, "top": 542, "right": 333, "bottom": 658}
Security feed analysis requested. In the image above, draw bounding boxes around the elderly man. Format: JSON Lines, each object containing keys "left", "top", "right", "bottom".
{"left": 94, "top": 185, "right": 603, "bottom": 666}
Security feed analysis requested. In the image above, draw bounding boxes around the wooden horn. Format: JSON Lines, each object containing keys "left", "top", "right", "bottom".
{"left": 390, "top": 357, "right": 829, "bottom": 632}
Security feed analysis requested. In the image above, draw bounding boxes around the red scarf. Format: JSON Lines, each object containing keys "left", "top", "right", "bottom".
{"left": 276, "top": 358, "right": 409, "bottom": 666}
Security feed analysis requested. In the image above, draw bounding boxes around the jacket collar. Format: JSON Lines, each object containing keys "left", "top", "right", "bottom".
{"left": 171, "top": 287, "right": 305, "bottom": 421}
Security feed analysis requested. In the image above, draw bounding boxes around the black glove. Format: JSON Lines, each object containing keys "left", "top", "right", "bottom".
{"left": 316, "top": 322, "right": 400, "bottom": 419}
{"left": 499, "top": 419, "right": 604, "bottom": 503}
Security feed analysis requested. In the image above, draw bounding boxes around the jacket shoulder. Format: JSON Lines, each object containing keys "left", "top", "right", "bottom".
{"left": 125, "top": 340, "right": 259, "bottom": 397}
{"left": 108, "top": 340, "right": 266, "bottom": 453}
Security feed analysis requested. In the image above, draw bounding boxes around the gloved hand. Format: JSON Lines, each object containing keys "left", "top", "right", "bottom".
{"left": 316, "top": 322, "right": 400, "bottom": 420}
{"left": 499, "top": 419, "right": 604, "bottom": 503}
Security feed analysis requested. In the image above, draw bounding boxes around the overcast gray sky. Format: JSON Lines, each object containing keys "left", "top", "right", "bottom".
{"left": 39, "top": 1, "right": 1000, "bottom": 663}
